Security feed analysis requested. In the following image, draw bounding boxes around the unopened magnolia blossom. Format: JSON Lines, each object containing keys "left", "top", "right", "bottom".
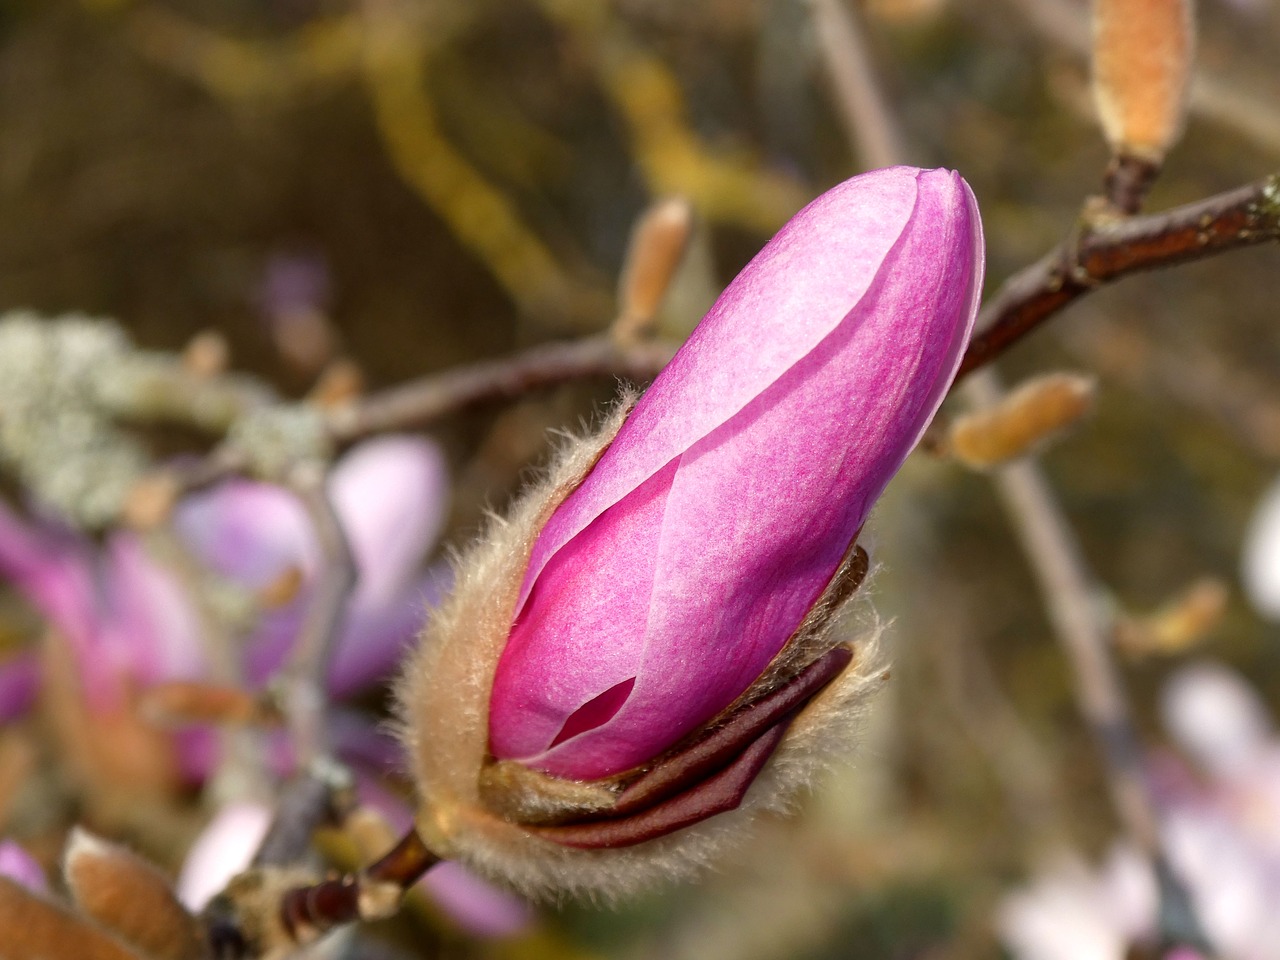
{"left": 398, "top": 165, "right": 984, "bottom": 897}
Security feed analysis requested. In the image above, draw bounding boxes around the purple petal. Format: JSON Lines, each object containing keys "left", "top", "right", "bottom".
{"left": 174, "top": 480, "right": 317, "bottom": 589}
{"left": 328, "top": 435, "right": 448, "bottom": 606}
{"left": 491, "top": 167, "right": 983, "bottom": 777}
{"left": 0, "top": 841, "right": 47, "bottom": 895}
{"left": 104, "top": 533, "right": 206, "bottom": 685}
{"left": 421, "top": 862, "right": 533, "bottom": 939}
{"left": 0, "top": 654, "right": 38, "bottom": 724}
{"left": 327, "top": 565, "right": 450, "bottom": 696}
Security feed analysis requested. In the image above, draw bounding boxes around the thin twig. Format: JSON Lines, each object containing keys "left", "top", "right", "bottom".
{"left": 278, "top": 828, "right": 441, "bottom": 945}
{"left": 279, "top": 465, "right": 357, "bottom": 766}
{"left": 326, "top": 333, "right": 677, "bottom": 442}
{"left": 252, "top": 764, "right": 355, "bottom": 869}
{"left": 964, "top": 371, "right": 1210, "bottom": 952}
{"left": 807, "top": 0, "right": 908, "bottom": 171}
{"left": 958, "top": 173, "right": 1280, "bottom": 379}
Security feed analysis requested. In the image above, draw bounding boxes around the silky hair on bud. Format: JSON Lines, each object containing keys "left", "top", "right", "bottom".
{"left": 393, "top": 391, "right": 885, "bottom": 902}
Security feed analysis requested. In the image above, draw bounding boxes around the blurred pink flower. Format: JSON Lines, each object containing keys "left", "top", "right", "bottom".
{"left": 174, "top": 434, "right": 450, "bottom": 696}
{"left": 999, "top": 661, "right": 1280, "bottom": 960}
{"left": 0, "top": 653, "right": 39, "bottom": 723}
{"left": 0, "top": 840, "right": 47, "bottom": 895}
{"left": 0, "top": 434, "right": 448, "bottom": 717}
{"left": 0, "top": 503, "right": 206, "bottom": 714}
{"left": 490, "top": 166, "right": 983, "bottom": 780}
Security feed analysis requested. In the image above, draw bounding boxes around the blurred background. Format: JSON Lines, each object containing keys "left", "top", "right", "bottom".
{"left": 2, "top": 0, "right": 1280, "bottom": 957}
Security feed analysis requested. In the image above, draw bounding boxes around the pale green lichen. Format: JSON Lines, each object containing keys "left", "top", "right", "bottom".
{"left": 0, "top": 312, "right": 150, "bottom": 529}
{"left": 97, "top": 352, "right": 274, "bottom": 433}
{"left": 227, "top": 405, "right": 332, "bottom": 480}
{"left": 1258, "top": 174, "right": 1280, "bottom": 227}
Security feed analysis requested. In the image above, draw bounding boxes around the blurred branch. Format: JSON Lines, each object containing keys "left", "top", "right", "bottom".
{"left": 277, "top": 828, "right": 440, "bottom": 946}
{"left": 965, "top": 372, "right": 1157, "bottom": 849}
{"left": 964, "top": 372, "right": 1210, "bottom": 952}
{"left": 357, "top": 1, "right": 608, "bottom": 323}
{"left": 279, "top": 466, "right": 356, "bottom": 767}
{"left": 251, "top": 766, "right": 354, "bottom": 870}
{"left": 533, "top": 0, "right": 811, "bottom": 234}
{"left": 327, "top": 333, "right": 677, "bottom": 442}
{"left": 958, "top": 173, "right": 1280, "bottom": 379}
{"left": 807, "top": 0, "right": 907, "bottom": 171}
{"left": 1064, "top": 315, "right": 1280, "bottom": 459}
{"left": 126, "top": 6, "right": 365, "bottom": 103}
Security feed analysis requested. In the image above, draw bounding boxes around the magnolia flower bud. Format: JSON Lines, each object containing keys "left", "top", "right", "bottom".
{"left": 397, "top": 166, "right": 984, "bottom": 898}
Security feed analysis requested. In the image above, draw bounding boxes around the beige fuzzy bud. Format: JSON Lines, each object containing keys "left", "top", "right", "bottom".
{"left": 1115, "top": 577, "right": 1228, "bottom": 658}
{"left": 614, "top": 198, "right": 694, "bottom": 341}
{"left": 0, "top": 877, "right": 141, "bottom": 960}
{"left": 180, "top": 330, "right": 230, "bottom": 379}
{"left": 1092, "top": 0, "right": 1195, "bottom": 164}
{"left": 949, "top": 373, "right": 1096, "bottom": 469}
{"left": 64, "top": 829, "right": 204, "bottom": 960}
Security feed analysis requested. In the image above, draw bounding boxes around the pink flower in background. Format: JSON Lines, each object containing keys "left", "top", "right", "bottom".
{"left": 0, "top": 653, "right": 38, "bottom": 723}
{"left": 0, "top": 503, "right": 207, "bottom": 715}
{"left": 0, "top": 434, "right": 449, "bottom": 717}
{"left": 174, "top": 434, "right": 451, "bottom": 696}
{"left": 998, "top": 662, "right": 1280, "bottom": 960}
{"left": 0, "top": 841, "right": 48, "bottom": 895}
{"left": 489, "top": 166, "right": 984, "bottom": 780}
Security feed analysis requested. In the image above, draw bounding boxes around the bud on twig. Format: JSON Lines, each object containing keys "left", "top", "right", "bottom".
{"left": 139, "top": 681, "right": 279, "bottom": 728}
{"left": 64, "top": 829, "right": 203, "bottom": 960}
{"left": 613, "top": 197, "right": 694, "bottom": 342}
{"left": 396, "top": 167, "right": 984, "bottom": 900}
{"left": 948, "top": 372, "right": 1096, "bottom": 469}
{"left": 1114, "top": 576, "right": 1228, "bottom": 658}
{"left": 180, "top": 330, "right": 230, "bottom": 380}
{"left": 1092, "top": 0, "right": 1196, "bottom": 212}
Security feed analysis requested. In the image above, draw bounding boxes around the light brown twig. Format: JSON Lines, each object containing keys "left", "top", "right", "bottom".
{"left": 326, "top": 333, "right": 677, "bottom": 442}
{"left": 278, "top": 467, "right": 357, "bottom": 766}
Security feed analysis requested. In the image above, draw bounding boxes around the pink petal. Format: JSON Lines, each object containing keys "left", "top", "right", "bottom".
{"left": 328, "top": 435, "right": 448, "bottom": 606}
{"left": 492, "top": 167, "right": 983, "bottom": 778}
{"left": 174, "top": 481, "right": 317, "bottom": 589}
{"left": 176, "top": 802, "right": 272, "bottom": 910}
{"left": 0, "top": 841, "right": 47, "bottom": 895}
{"left": 0, "top": 654, "right": 38, "bottom": 723}
{"left": 104, "top": 533, "right": 206, "bottom": 685}
{"left": 421, "top": 862, "right": 533, "bottom": 939}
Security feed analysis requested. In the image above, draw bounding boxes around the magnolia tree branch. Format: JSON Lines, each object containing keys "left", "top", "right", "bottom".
{"left": 326, "top": 333, "right": 677, "bottom": 443}
{"left": 280, "top": 466, "right": 357, "bottom": 766}
{"left": 278, "top": 828, "right": 440, "bottom": 944}
{"left": 958, "top": 174, "right": 1280, "bottom": 379}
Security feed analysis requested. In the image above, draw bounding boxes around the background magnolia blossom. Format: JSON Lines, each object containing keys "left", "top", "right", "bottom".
{"left": 0, "top": 434, "right": 532, "bottom": 937}
{"left": 999, "top": 662, "right": 1280, "bottom": 960}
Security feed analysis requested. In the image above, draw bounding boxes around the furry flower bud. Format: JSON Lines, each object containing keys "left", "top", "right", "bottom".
{"left": 492, "top": 166, "right": 982, "bottom": 780}
{"left": 397, "top": 166, "right": 983, "bottom": 898}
